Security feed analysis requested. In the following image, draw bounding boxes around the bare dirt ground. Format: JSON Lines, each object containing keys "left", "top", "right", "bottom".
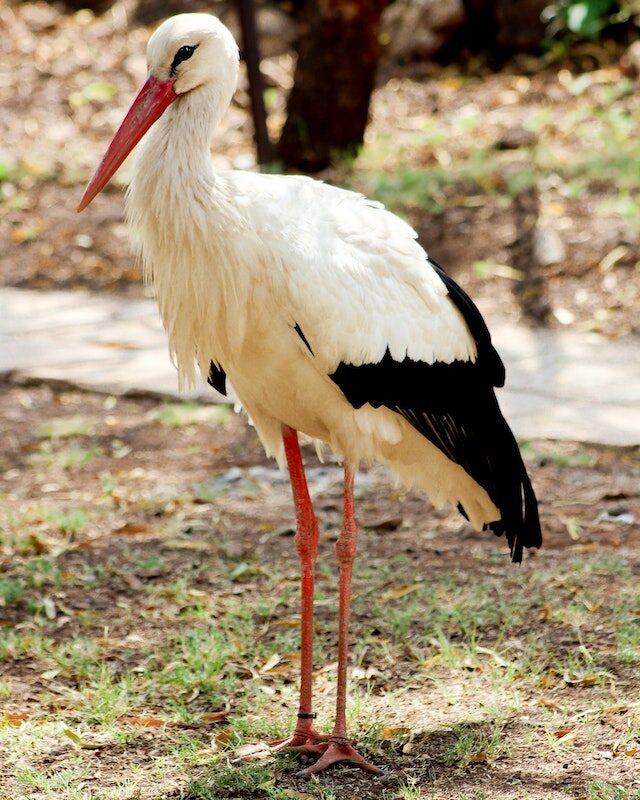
{"left": 1, "top": 381, "right": 639, "bottom": 799}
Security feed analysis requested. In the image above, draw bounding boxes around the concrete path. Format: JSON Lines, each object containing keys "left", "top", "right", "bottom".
{"left": 1, "top": 287, "right": 638, "bottom": 447}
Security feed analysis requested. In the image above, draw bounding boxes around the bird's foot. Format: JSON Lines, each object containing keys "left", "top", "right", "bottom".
{"left": 295, "top": 736, "right": 382, "bottom": 777}
{"left": 271, "top": 725, "right": 329, "bottom": 753}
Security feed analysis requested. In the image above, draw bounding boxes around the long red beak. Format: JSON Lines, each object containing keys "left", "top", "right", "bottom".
{"left": 77, "top": 75, "right": 177, "bottom": 212}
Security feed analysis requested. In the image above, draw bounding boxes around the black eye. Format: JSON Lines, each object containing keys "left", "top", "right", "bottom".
{"left": 170, "top": 44, "right": 198, "bottom": 77}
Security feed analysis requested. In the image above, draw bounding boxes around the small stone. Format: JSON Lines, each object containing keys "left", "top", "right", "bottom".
{"left": 596, "top": 510, "right": 636, "bottom": 525}
{"left": 533, "top": 227, "right": 566, "bottom": 266}
{"left": 74, "top": 234, "right": 93, "bottom": 249}
{"left": 222, "top": 467, "right": 242, "bottom": 483}
{"left": 495, "top": 127, "right": 538, "bottom": 150}
{"left": 621, "top": 40, "right": 640, "bottom": 75}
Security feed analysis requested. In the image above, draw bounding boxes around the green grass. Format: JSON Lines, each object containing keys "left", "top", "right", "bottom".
{"left": 3, "top": 545, "right": 639, "bottom": 798}
{"left": 35, "top": 417, "right": 93, "bottom": 440}
{"left": 392, "top": 779, "right": 423, "bottom": 800}
{"left": 2, "top": 403, "right": 638, "bottom": 800}
{"left": 0, "top": 577, "right": 26, "bottom": 605}
{"left": 1, "top": 505, "right": 94, "bottom": 554}
{"left": 445, "top": 723, "right": 509, "bottom": 767}
{"left": 15, "top": 762, "right": 90, "bottom": 796}
{"left": 79, "top": 670, "right": 143, "bottom": 726}
{"left": 185, "top": 763, "right": 277, "bottom": 799}
{"left": 587, "top": 783, "right": 640, "bottom": 800}
{"left": 26, "top": 444, "right": 102, "bottom": 470}
{"left": 151, "top": 403, "right": 231, "bottom": 428}
{"left": 347, "top": 91, "right": 640, "bottom": 231}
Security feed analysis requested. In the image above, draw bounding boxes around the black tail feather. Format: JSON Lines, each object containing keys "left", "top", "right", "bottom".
{"left": 399, "top": 397, "right": 541, "bottom": 563}
{"left": 481, "top": 416, "right": 541, "bottom": 563}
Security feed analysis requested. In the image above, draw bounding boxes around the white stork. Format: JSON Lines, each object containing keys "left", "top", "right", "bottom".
{"left": 78, "top": 13, "right": 541, "bottom": 777}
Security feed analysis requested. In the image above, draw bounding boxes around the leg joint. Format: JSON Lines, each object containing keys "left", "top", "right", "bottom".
{"left": 335, "top": 528, "right": 357, "bottom": 564}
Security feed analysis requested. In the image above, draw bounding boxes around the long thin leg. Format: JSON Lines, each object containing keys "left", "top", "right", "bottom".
{"left": 272, "top": 426, "right": 326, "bottom": 749}
{"left": 298, "top": 462, "right": 381, "bottom": 776}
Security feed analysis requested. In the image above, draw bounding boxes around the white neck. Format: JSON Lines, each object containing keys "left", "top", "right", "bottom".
{"left": 130, "top": 85, "right": 224, "bottom": 215}
{"left": 126, "top": 83, "right": 250, "bottom": 387}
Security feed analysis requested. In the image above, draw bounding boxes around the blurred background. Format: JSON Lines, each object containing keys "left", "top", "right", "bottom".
{"left": 1, "top": 0, "right": 639, "bottom": 337}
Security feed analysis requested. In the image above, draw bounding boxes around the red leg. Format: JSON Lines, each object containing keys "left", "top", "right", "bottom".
{"left": 271, "top": 426, "right": 327, "bottom": 750}
{"left": 297, "top": 462, "right": 381, "bottom": 776}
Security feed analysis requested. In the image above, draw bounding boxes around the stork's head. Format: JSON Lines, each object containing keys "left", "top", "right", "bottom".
{"left": 146, "top": 14, "right": 239, "bottom": 96}
{"left": 77, "top": 14, "right": 239, "bottom": 211}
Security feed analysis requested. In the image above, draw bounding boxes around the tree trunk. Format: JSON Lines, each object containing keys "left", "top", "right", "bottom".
{"left": 278, "top": 0, "right": 393, "bottom": 172}
{"left": 493, "top": 0, "right": 547, "bottom": 50}
{"left": 511, "top": 188, "right": 551, "bottom": 325}
{"left": 458, "top": 0, "right": 547, "bottom": 52}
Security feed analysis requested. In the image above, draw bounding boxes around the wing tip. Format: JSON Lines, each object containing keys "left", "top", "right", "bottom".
{"left": 485, "top": 470, "right": 542, "bottom": 563}
{"left": 207, "top": 361, "right": 227, "bottom": 396}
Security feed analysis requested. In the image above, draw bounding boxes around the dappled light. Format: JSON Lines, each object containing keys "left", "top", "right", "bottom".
{"left": 1, "top": 1, "right": 639, "bottom": 798}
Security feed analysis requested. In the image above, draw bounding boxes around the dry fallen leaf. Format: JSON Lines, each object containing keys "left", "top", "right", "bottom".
{"left": 10, "top": 225, "right": 40, "bottom": 243}
{"left": 63, "top": 729, "right": 102, "bottom": 749}
{"left": 599, "top": 245, "right": 628, "bottom": 273}
{"left": 28, "top": 533, "right": 50, "bottom": 554}
{"left": 553, "top": 728, "right": 574, "bottom": 739}
{"left": 212, "top": 728, "right": 234, "bottom": 748}
{"left": 570, "top": 543, "right": 599, "bottom": 553}
{"left": 5, "top": 712, "right": 28, "bottom": 727}
{"left": 233, "top": 742, "right": 272, "bottom": 762}
{"left": 42, "top": 597, "right": 56, "bottom": 620}
{"left": 537, "top": 697, "right": 560, "bottom": 710}
{"left": 383, "top": 726, "right": 411, "bottom": 739}
{"left": 259, "top": 653, "right": 282, "bottom": 673}
{"left": 201, "top": 710, "right": 228, "bottom": 724}
{"left": 380, "top": 583, "right": 421, "bottom": 602}
{"left": 538, "top": 673, "right": 557, "bottom": 689}
{"left": 469, "top": 750, "right": 489, "bottom": 763}
{"left": 270, "top": 618, "right": 299, "bottom": 628}
{"left": 564, "top": 673, "right": 599, "bottom": 687}
{"left": 122, "top": 716, "right": 167, "bottom": 728}
{"left": 476, "top": 645, "right": 508, "bottom": 667}
{"left": 113, "top": 522, "right": 149, "bottom": 535}
{"left": 597, "top": 704, "right": 628, "bottom": 716}
{"left": 561, "top": 515, "right": 583, "bottom": 541}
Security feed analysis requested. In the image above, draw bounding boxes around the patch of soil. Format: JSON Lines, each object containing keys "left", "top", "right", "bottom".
{"left": 1, "top": 381, "right": 640, "bottom": 799}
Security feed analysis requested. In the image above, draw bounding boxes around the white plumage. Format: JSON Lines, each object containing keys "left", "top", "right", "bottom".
{"left": 78, "top": 13, "right": 540, "bottom": 776}
{"left": 117, "top": 14, "right": 498, "bottom": 529}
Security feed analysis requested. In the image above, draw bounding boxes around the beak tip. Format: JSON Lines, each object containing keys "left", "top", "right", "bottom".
{"left": 77, "top": 187, "right": 95, "bottom": 212}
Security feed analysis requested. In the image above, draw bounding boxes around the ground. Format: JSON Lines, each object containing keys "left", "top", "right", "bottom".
{"left": 1, "top": 381, "right": 639, "bottom": 800}
{"left": 2, "top": 0, "right": 640, "bottom": 798}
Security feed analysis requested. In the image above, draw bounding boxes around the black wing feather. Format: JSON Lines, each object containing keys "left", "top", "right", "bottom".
{"left": 329, "top": 259, "right": 541, "bottom": 563}
{"left": 207, "top": 361, "right": 227, "bottom": 396}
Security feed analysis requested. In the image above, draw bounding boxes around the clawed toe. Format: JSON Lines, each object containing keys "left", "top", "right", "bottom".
{"left": 296, "top": 737, "right": 382, "bottom": 776}
{"left": 271, "top": 727, "right": 329, "bottom": 753}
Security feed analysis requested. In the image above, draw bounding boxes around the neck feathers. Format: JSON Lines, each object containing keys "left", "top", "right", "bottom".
{"left": 125, "top": 85, "right": 250, "bottom": 387}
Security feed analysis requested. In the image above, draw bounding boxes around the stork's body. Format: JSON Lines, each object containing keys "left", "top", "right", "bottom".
{"left": 130, "top": 137, "right": 508, "bottom": 533}
{"left": 79, "top": 13, "right": 541, "bottom": 777}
